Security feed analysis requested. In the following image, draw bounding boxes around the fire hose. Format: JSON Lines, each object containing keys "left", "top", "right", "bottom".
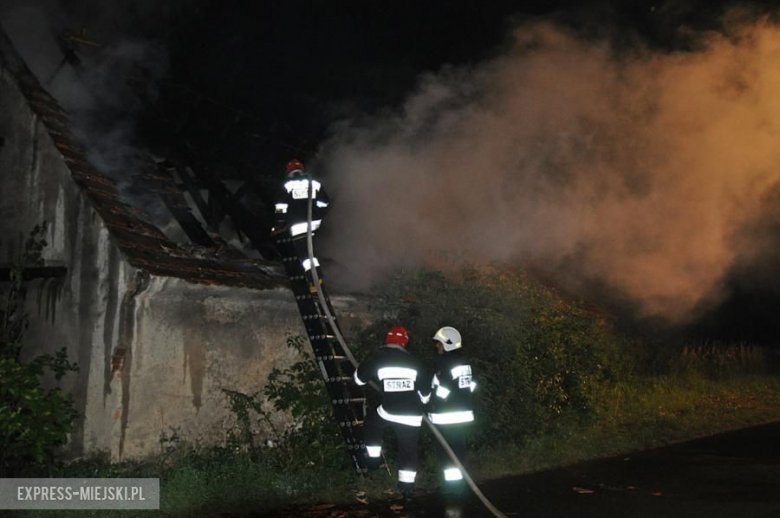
{"left": 304, "top": 174, "right": 507, "bottom": 518}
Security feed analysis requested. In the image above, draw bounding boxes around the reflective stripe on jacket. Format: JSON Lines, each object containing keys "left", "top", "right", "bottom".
{"left": 355, "top": 344, "right": 430, "bottom": 425}
{"left": 427, "top": 350, "right": 476, "bottom": 425}
{"left": 274, "top": 175, "right": 330, "bottom": 228}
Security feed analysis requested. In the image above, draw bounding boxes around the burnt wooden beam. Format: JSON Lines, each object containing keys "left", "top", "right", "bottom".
{"left": 174, "top": 165, "right": 212, "bottom": 227}
{"left": 205, "top": 186, "right": 225, "bottom": 233}
{"left": 229, "top": 181, "right": 253, "bottom": 204}
{"left": 177, "top": 161, "right": 277, "bottom": 257}
{"left": 0, "top": 24, "right": 285, "bottom": 289}
{"left": 155, "top": 163, "right": 217, "bottom": 247}
{"left": 117, "top": 66, "right": 279, "bottom": 259}
{"left": 0, "top": 266, "right": 68, "bottom": 281}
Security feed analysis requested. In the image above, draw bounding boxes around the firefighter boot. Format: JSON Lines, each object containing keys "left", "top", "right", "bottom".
{"left": 438, "top": 480, "right": 467, "bottom": 500}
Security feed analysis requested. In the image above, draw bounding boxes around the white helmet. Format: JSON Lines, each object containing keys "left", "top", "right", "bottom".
{"left": 433, "top": 326, "right": 462, "bottom": 352}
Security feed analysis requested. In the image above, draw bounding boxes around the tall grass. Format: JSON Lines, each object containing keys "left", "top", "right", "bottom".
{"left": 673, "top": 341, "right": 775, "bottom": 377}
{"left": 470, "top": 342, "right": 780, "bottom": 481}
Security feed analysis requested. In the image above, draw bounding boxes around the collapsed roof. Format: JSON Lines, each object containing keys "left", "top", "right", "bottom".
{"left": 0, "top": 26, "right": 287, "bottom": 290}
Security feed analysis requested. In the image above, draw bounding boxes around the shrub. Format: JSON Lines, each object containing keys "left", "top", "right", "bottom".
{"left": 0, "top": 224, "right": 79, "bottom": 475}
{"left": 353, "top": 266, "right": 620, "bottom": 447}
{"left": 220, "top": 266, "right": 621, "bottom": 471}
{"left": 0, "top": 350, "right": 79, "bottom": 473}
{"left": 222, "top": 334, "right": 350, "bottom": 473}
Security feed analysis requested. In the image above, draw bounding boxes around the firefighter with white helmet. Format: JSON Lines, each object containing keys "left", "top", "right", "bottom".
{"left": 273, "top": 159, "right": 330, "bottom": 285}
{"left": 354, "top": 325, "right": 431, "bottom": 498}
{"left": 428, "top": 326, "right": 476, "bottom": 495}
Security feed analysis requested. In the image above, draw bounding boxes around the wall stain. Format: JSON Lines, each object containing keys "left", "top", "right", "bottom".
{"left": 70, "top": 198, "right": 95, "bottom": 458}
{"left": 183, "top": 319, "right": 207, "bottom": 411}
{"left": 46, "top": 276, "right": 63, "bottom": 323}
{"left": 5, "top": 239, "right": 14, "bottom": 263}
{"left": 117, "top": 269, "right": 150, "bottom": 460}
{"left": 102, "top": 244, "right": 119, "bottom": 403}
{"left": 35, "top": 277, "right": 63, "bottom": 323}
{"left": 30, "top": 117, "right": 38, "bottom": 179}
{"left": 35, "top": 280, "right": 45, "bottom": 317}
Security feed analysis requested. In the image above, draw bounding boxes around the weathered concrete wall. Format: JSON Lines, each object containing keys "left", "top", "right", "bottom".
{"left": 21, "top": 234, "right": 134, "bottom": 457}
{"left": 1, "top": 58, "right": 128, "bottom": 457}
{"left": 119, "top": 278, "right": 368, "bottom": 459}
{"left": 0, "top": 63, "right": 77, "bottom": 263}
{"left": 1, "top": 59, "right": 371, "bottom": 460}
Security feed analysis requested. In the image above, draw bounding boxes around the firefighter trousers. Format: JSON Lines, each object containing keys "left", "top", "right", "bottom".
{"left": 291, "top": 235, "right": 318, "bottom": 269}
{"left": 363, "top": 408, "right": 421, "bottom": 491}
{"left": 436, "top": 423, "right": 469, "bottom": 488}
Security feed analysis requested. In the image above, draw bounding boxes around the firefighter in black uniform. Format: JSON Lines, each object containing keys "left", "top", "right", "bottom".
{"left": 273, "top": 159, "right": 331, "bottom": 285}
{"left": 428, "top": 326, "right": 476, "bottom": 494}
{"left": 354, "top": 325, "right": 431, "bottom": 497}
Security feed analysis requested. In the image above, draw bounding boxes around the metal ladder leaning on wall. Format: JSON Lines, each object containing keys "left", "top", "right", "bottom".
{"left": 274, "top": 178, "right": 507, "bottom": 518}
{"left": 274, "top": 236, "right": 368, "bottom": 474}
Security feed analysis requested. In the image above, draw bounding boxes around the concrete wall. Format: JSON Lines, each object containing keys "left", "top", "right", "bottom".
{"left": 1, "top": 56, "right": 122, "bottom": 457}
{"left": 119, "top": 278, "right": 368, "bottom": 458}
{"left": 0, "top": 60, "right": 370, "bottom": 460}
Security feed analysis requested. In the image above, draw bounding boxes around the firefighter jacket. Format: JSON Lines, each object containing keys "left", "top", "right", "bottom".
{"left": 274, "top": 173, "right": 331, "bottom": 236}
{"left": 354, "top": 344, "right": 431, "bottom": 427}
{"left": 427, "top": 349, "right": 476, "bottom": 425}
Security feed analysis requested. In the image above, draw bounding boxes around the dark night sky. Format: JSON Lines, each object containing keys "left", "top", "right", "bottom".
{"left": 129, "top": 0, "right": 773, "bottom": 175}
{"left": 128, "top": 0, "right": 722, "bottom": 169}
{"left": 160, "top": 1, "right": 568, "bottom": 170}
{"left": 9, "top": 0, "right": 759, "bottom": 172}
{"left": 3, "top": 0, "right": 780, "bottom": 344}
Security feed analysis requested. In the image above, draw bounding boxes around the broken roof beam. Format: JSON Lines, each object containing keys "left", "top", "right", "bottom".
{"left": 146, "top": 162, "right": 216, "bottom": 247}
{"left": 174, "top": 164, "right": 217, "bottom": 231}
{"left": 181, "top": 162, "right": 274, "bottom": 256}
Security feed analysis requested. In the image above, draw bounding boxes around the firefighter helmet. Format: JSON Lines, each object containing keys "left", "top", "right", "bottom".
{"left": 433, "top": 326, "right": 461, "bottom": 352}
{"left": 385, "top": 325, "right": 409, "bottom": 347}
{"left": 285, "top": 159, "right": 305, "bottom": 175}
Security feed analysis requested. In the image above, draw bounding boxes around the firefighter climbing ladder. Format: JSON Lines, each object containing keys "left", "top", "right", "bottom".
{"left": 274, "top": 235, "right": 368, "bottom": 474}
{"left": 277, "top": 174, "right": 507, "bottom": 518}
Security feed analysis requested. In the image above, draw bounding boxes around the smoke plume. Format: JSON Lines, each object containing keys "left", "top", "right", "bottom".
{"left": 319, "top": 19, "right": 780, "bottom": 322}
{"left": 1, "top": 1, "right": 168, "bottom": 166}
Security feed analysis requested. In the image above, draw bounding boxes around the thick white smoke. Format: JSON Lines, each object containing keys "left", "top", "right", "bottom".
{"left": 319, "top": 20, "right": 780, "bottom": 322}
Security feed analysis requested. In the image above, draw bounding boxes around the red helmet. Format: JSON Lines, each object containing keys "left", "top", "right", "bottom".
{"left": 385, "top": 325, "right": 409, "bottom": 347}
{"left": 285, "top": 159, "right": 305, "bottom": 175}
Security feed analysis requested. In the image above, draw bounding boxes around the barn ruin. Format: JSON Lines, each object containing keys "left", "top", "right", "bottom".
{"left": 0, "top": 26, "right": 367, "bottom": 460}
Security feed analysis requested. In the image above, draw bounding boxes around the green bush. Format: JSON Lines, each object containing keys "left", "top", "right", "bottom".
{"left": 0, "top": 350, "right": 79, "bottom": 472}
{"left": 0, "top": 224, "right": 79, "bottom": 475}
{"left": 222, "top": 334, "right": 350, "bottom": 473}
{"left": 353, "top": 266, "right": 621, "bottom": 447}
{"left": 220, "top": 266, "right": 623, "bottom": 474}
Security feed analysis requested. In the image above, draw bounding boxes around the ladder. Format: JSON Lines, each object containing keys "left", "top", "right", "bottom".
{"left": 275, "top": 236, "right": 368, "bottom": 474}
